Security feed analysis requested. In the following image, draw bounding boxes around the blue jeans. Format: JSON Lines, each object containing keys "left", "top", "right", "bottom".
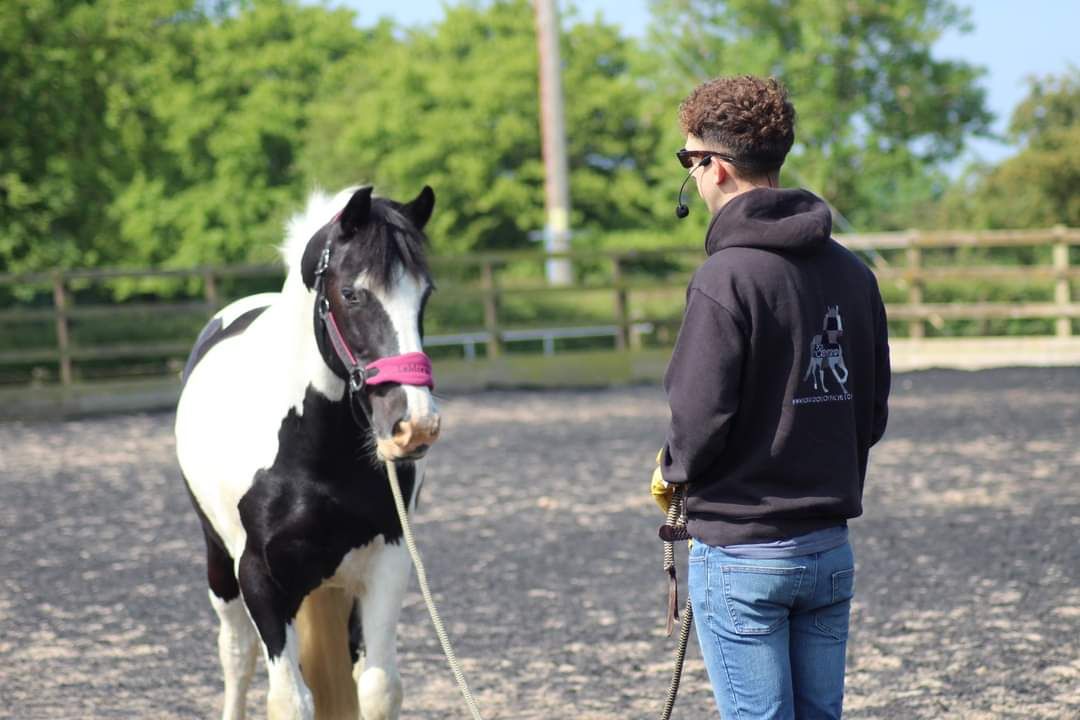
{"left": 688, "top": 539, "right": 855, "bottom": 720}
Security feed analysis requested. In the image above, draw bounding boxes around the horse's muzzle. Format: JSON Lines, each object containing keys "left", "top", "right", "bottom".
{"left": 377, "top": 414, "right": 441, "bottom": 460}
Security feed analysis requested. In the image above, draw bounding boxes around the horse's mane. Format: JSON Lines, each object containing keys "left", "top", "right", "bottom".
{"left": 281, "top": 187, "right": 430, "bottom": 292}
{"left": 280, "top": 187, "right": 358, "bottom": 274}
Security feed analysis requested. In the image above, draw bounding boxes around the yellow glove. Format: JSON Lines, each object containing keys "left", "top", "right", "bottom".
{"left": 651, "top": 448, "right": 674, "bottom": 515}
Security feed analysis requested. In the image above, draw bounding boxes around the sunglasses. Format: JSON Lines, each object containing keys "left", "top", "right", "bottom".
{"left": 676, "top": 148, "right": 737, "bottom": 169}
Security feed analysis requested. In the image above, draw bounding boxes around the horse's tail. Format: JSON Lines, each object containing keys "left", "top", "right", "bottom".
{"left": 297, "top": 586, "right": 358, "bottom": 720}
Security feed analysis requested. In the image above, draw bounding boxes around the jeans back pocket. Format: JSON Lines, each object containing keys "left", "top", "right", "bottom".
{"left": 832, "top": 568, "right": 855, "bottom": 603}
{"left": 815, "top": 567, "right": 855, "bottom": 640}
{"left": 720, "top": 565, "right": 805, "bottom": 635}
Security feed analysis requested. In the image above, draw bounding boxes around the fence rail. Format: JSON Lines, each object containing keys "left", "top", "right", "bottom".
{"left": 1, "top": 227, "right": 1077, "bottom": 386}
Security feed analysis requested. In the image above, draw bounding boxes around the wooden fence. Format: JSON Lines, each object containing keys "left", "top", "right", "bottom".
{"left": 840, "top": 226, "right": 1080, "bottom": 339}
{"left": 1, "top": 227, "right": 1078, "bottom": 387}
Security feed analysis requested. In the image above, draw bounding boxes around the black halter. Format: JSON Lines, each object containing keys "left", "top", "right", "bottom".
{"left": 312, "top": 235, "right": 376, "bottom": 427}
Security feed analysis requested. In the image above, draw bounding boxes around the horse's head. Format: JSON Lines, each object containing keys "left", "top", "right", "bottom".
{"left": 302, "top": 185, "right": 439, "bottom": 462}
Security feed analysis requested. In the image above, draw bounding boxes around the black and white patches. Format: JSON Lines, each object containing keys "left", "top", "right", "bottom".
{"left": 348, "top": 598, "right": 364, "bottom": 665}
{"left": 183, "top": 479, "right": 240, "bottom": 602}
{"left": 235, "top": 386, "right": 416, "bottom": 659}
{"left": 180, "top": 306, "right": 269, "bottom": 389}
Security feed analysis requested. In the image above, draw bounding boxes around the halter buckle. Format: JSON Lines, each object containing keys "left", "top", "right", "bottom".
{"left": 314, "top": 246, "right": 330, "bottom": 277}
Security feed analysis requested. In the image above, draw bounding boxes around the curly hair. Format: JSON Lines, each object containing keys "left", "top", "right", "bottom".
{"left": 679, "top": 75, "right": 796, "bottom": 175}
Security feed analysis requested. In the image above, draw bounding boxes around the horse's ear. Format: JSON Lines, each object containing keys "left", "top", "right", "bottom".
{"left": 300, "top": 233, "right": 321, "bottom": 289}
{"left": 339, "top": 186, "right": 373, "bottom": 236}
{"left": 403, "top": 185, "right": 435, "bottom": 230}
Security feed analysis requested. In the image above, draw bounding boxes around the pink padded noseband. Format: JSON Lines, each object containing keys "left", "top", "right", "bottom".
{"left": 364, "top": 352, "right": 434, "bottom": 389}
{"left": 322, "top": 299, "right": 435, "bottom": 391}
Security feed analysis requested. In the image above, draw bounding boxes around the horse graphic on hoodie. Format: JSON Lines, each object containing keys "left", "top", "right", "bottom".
{"left": 804, "top": 306, "right": 849, "bottom": 394}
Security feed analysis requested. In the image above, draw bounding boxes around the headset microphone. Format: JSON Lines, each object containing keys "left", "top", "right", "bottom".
{"left": 675, "top": 155, "right": 711, "bottom": 219}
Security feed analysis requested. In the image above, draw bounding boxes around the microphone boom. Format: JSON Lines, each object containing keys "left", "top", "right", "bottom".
{"left": 674, "top": 156, "right": 710, "bottom": 219}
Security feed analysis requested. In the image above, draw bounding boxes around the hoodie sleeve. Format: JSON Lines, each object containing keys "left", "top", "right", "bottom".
{"left": 661, "top": 288, "right": 746, "bottom": 485}
{"left": 870, "top": 281, "right": 891, "bottom": 446}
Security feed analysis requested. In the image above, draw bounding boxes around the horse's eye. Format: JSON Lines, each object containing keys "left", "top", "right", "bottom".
{"left": 341, "top": 288, "right": 356, "bottom": 302}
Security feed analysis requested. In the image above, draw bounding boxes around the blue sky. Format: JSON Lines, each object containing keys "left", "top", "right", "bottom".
{"left": 329, "top": 0, "right": 1079, "bottom": 167}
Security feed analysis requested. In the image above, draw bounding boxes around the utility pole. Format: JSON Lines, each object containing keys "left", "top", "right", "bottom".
{"left": 534, "top": 0, "right": 573, "bottom": 285}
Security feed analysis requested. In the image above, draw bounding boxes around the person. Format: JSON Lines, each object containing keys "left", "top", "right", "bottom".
{"left": 650, "top": 75, "right": 891, "bottom": 720}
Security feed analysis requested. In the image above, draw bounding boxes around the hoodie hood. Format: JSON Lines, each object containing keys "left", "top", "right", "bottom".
{"left": 705, "top": 188, "right": 832, "bottom": 256}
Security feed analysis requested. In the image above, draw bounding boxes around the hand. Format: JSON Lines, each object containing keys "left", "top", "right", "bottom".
{"left": 651, "top": 448, "right": 673, "bottom": 515}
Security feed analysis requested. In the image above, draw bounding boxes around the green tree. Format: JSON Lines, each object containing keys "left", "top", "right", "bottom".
{"left": 0, "top": 0, "right": 204, "bottom": 273}
{"left": 0, "top": 0, "right": 381, "bottom": 275}
{"left": 940, "top": 68, "right": 1080, "bottom": 229}
{"left": 645, "top": 0, "right": 993, "bottom": 230}
{"left": 302, "top": 0, "right": 670, "bottom": 255}
{"left": 110, "top": 0, "right": 368, "bottom": 268}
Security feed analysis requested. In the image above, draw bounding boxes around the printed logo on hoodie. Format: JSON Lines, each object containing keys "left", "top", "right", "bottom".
{"left": 794, "top": 306, "right": 852, "bottom": 405}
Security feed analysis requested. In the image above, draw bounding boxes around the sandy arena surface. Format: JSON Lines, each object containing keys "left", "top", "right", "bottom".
{"left": 1, "top": 367, "right": 1078, "bottom": 719}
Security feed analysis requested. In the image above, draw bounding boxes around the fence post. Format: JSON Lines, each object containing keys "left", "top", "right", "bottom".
{"left": 203, "top": 268, "right": 219, "bottom": 312}
{"left": 906, "top": 233, "right": 925, "bottom": 339}
{"left": 612, "top": 255, "right": 629, "bottom": 351}
{"left": 1053, "top": 225, "right": 1072, "bottom": 337}
{"left": 482, "top": 260, "right": 501, "bottom": 358}
{"left": 52, "top": 271, "right": 73, "bottom": 385}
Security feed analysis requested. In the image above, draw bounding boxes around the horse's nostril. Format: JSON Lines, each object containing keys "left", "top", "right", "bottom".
{"left": 391, "top": 420, "right": 412, "bottom": 447}
{"left": 388, "top": 415, "right": 440, "bottom": 454}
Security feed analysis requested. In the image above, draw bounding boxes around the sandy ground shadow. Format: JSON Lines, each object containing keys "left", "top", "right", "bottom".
{"left": 1, "top": 367, "right": 1078, "bottom": 719}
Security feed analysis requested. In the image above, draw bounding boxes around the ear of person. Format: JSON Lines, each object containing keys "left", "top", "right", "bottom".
{"left": 712, "top": 159, "right": 728, "bottom": 186}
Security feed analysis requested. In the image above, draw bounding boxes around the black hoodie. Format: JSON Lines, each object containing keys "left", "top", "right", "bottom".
{"left": 660, "top": 188, "right": 890, "bottom": 547}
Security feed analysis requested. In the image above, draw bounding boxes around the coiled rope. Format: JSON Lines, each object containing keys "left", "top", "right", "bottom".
{"left": 660, "top": 487, "right": 696, "bottom": 720}
{"left": 661, "top": 599, "right": 694, "bottom": 720}
{"left": 385, "top": 460, "right": 484, "bottom": 720}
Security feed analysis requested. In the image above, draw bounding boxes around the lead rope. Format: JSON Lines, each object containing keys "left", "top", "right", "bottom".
{"left": 385, "top": 460, "right": 484, "bottom": 720}
{"left": 660, "top": 486, "right": 696, "bottom": 720}
{"left": 387, "top": 453, "right": 692, "bottom": 720}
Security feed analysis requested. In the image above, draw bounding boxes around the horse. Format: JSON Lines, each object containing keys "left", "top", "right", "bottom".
{"left": 175, "top": 185, "right": 440, "bottom": 720}
{"left": 803, "top": 305, "right": 849, "bottom": 394}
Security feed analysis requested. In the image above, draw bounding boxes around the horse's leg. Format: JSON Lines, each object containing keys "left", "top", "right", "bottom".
{"left": 238, "top": 550, "right": 315, "bottom": 720}
{"left": 810, "top": 359, "right": 822, "bottom": 390}
{"left": 210, "top": 588, "right": 259, "bottom": 720}
{"left": 348, "top": 598, "right": 364, "bottom": 673}
{"left": 296, "top": 585, "right": 358, "bottom": 719}
{"left": 189, "top": 485, "right": 258, "bottom": 720}
{"left": 830, "top": 356, "right": 849, "bottom": 390}
{"left": 355, "top": 540, "right": 411, "bottom": 720}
